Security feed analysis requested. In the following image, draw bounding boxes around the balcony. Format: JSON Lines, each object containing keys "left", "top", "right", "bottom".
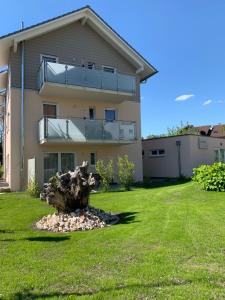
{"left": 37, "top": 62, "right": 136, "bottom": 102}
{"left": 39, "top": 117, "right": 137, "bottom": 144}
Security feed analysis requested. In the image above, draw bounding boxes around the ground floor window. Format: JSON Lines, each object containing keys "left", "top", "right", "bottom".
{"left": 149, "top": 149, "right": 165, "bottom": 157}
{"left": 90, "top": 153, "right": 96, "bottom": 166}
{"left": 214, "top": 149, "right": 225, "bottom": 162}
{"left": 44, "top": 153, "right": 75, "bottom": 182}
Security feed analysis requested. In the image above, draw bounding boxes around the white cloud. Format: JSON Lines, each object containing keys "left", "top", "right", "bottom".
{"left": 175, "top": 94, "right": 194, "bottom": 101}
{"left": 203, "top": 99, "right": 212, "bottom": 106}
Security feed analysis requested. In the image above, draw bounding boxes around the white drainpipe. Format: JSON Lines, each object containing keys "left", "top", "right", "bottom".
{"left": 20, "top": 22, "right": 25, "bottom": 190}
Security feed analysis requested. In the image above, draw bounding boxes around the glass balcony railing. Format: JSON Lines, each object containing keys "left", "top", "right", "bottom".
{"left": 37, "top": 61, "right": 136, "bottom": 94}
{"left": 39, "top": 117, "right": 136, "bottom": 143}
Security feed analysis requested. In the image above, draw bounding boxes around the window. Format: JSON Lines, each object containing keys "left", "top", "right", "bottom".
{"left": 102, "top": 66, "right": 116, "bottom": 73}
{"left": 105, "top": 109, "right": 116, "bottom": 122}
{"left": 44, "top": 153, "right": 58, "bottom": 183}
{"left": 40, "top": 54, "right": 58, "bottom": 63}
{"left": 61, "top": 153, "right": 75, "bottom": 173}
{"left": 89, "top": 107, "right": 96, "bottom": 120}
{"left": 87, "top": 62, "right": 95, "bottom": 69}
{"left": 214, "top": 149, "right": 225, "bottom": 162}
{"left": 43, "top": 103, "right": 57, "bottom": 118}
{"left": 149, "top": 149, "right": 165, "bottom": 157}
{"left": 90, "top": 153, "right": 96, "bottom": 166}
{"left": 44, "top": 153, "right": 75, "bottom": 183}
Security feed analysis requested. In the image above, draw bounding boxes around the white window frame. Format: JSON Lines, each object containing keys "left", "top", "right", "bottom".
{"left": 40, "top": 54, "right": 59, "bottom": 63}
{"left": 102, "top": 65, "right": 116, "bottom": 74}
{"left": 104, "top": 108, "right": 117, "bottom": 121}
{"left": 43, "top": 102, "right": 59, "bottom": 118}
{"left": 149, "top": 149, "right": 165, "bottom": 157}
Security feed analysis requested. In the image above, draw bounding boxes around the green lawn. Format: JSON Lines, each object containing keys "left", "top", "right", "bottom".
{"left": 0, "top": 182, "right": 225, "bottom": 299}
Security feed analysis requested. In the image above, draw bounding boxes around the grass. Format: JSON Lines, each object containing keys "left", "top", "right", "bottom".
{"left": 0, "top": 182, "right": 225, "bottom": 299}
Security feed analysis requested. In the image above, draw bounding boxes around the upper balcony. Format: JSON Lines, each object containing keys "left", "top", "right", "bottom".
{"left": 39, "top": 117, "right": 137, "bottom": 145}
{"left": 37, "top": 61, "right": 136, "bottom": 102}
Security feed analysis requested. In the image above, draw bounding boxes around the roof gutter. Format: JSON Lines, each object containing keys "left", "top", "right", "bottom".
{"left": 140, "top": 69, "right": 158, "bottom": 83}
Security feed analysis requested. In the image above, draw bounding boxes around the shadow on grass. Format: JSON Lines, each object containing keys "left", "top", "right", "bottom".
{"left": 139, "top": 179, "right": 191, "bottom": 190}
{"left": 1, "top": 236, "right": 71, "bottom": 243}
{"left": 24, "top": 236, "right": 70, "bottom": 242}
{"left": 0, "top": 229, "right": 15, "bottom": 233}
{"left": 117, "top": 212, "right": 139, "bottom": 224}
{"left": 10, "top": 280, "right": 192, "bottom": 299}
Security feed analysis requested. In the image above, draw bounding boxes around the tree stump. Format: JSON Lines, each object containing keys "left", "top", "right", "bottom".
{"left": 40, "top": 161, "right": 95, "bottom": 213}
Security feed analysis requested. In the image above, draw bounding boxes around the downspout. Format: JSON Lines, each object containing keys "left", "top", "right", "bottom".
{"left": 176, "top": 140, "right": 182, "bottom": 177}
{"left": 3, "top": 95, "right": 6, "bottom": 177}
{"left": 20, "top": 22, "right": 25, "bottom": 190}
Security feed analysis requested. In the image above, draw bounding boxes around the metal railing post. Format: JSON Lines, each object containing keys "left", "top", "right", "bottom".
{"left": 44, "top": 117, "right": 48, "bottom": 139}
{"left": 65, "top": 65, "right": 68, "bottom": 84}
{"left": 66, "top": 119, "right": 69, "bottom": 139}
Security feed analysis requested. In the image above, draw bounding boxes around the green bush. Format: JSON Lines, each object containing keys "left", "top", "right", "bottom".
{"left": 96, "top": 159, "right": 114, "bottom": 191}
{"left": 0, "top": 165, "right": 3, "bottom": 179}
{"left": 27, "top": 178, "right": 41, "bottom": 198}
{"left": 193, "top": 162, "right": 225, "bottom": 191}
{"left": 118, "top": 155, "right": 135, "bottom": 191}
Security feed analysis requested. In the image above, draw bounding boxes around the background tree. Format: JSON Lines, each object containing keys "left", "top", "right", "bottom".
{"left": 147, "top": 122, "right": 198, "bottom": 139}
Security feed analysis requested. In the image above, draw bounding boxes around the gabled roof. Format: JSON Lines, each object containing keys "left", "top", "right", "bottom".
{"left": 0, "top": 6, "right": 157, "bottom": 81}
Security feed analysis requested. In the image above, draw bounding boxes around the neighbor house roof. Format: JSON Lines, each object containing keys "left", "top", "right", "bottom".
{"left": 195, "top": 124, "right": 225, "bottom": 138}
{"left": 0, "top": 5, "right": 157, "bottom": 84}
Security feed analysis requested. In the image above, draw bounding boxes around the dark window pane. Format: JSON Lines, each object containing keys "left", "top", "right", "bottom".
{"left": 61, "top": 153, "right": 75, "bottom": 172}
{"left": 44, "top": 153, "right": 58, "bottom": 182}
{"left": 103, "top": 66, "right": 115, "bottom": 73}
{"left": 43, "top": 104, "right": 57, "bottom": 118}
{"left": 105, "top": 109, "right": 116, "bottom": 122}
{"left": 159, "top": 149, "right": 165, "bottom": 155}
{"left": 42, "top": 56, "right": 57, "bottom": 63}
{"left": 151, "top": 150, "right": 157, "bottom": 156}
{"left": 89, "top": 108, "right": 95, "bottom": 120}
{"left": 90, "top": 153, "right": 96, "bottom": 165}
{"left": 88, "top": 62, "right": 95, "bottom": 69}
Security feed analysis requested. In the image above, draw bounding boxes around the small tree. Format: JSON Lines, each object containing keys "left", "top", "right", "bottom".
{"left": 117, "top": 155, "right": 134, "bottom": 191}
{"left": 27, "top": 178, "right": 41, "bottom": 198}
{"left": 96, "top": 159, "right": 114, "bottom": 191}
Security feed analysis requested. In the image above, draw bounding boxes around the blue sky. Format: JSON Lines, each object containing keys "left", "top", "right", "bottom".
{"left": 1, "top": 0, "right": 225, "bottom": 137}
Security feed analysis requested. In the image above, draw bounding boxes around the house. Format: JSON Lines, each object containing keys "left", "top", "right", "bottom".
{"left": 195, "top": 124, "right": 225, "bottom": 138}
{"left": 142, "top": 134, "right": 225, "bottom": 178}
{"left": 0, "top": 6, "right": 157, "bottom": 191}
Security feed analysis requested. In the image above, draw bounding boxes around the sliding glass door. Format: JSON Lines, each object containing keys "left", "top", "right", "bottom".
{"left": 44, "top": 153, "right": 75, "bottom": 183}
{"left": 44, "top": 153, "right": 58, "bottom": 183}
{"left": 61, "top": 153, "right": 75, "bottom": 173}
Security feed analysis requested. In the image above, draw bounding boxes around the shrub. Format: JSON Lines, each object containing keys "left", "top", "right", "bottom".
{"left": 96, "top": 159, "right": 114, "bottom": 191}
{"left": 118, "top": 155, "right": 135, "bottom": 191}
{"left": 193, "top": 162, "right": 225, "bottom": 191}
{"left": 27, "top": 178, "right": 41, "bottom": 198}
{"left": 0, "top": 165, "right": 3, "bottom": 179}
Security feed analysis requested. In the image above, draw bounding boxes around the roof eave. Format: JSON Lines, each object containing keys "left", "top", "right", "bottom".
{"left": 0, "top": 6, "right": 157, "bottom": 79}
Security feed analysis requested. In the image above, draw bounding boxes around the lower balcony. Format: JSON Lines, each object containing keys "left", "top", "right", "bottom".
{"left": 39, "top": 117, "right": 137, "bottom": 144}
